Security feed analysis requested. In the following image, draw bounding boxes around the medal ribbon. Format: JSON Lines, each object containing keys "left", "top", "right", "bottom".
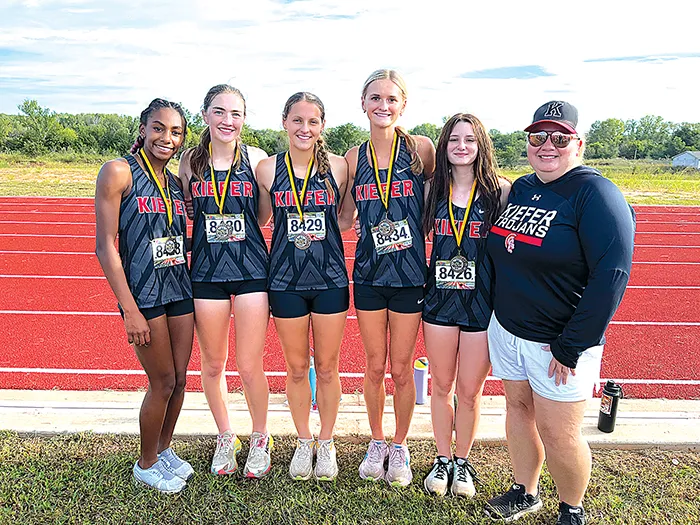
{"left": 139, "top": 148, "right": 173, "bottom": 228}
{"left": 368, "top": 131, "right": 399, "bottom": 210}
{"left": 285, "top": 151, "right": 314, "bottom": 221}
{"left": 448, "top": 179, "right": 477, "bottom": 251}
{"left": 208, "top": 142, "right": 240, "bottom": 215}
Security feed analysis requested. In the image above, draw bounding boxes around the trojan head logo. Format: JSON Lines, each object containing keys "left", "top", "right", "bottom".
{"left": 505, "top": 233, "right": 516, "bottom": 254}
{"left": 544, "top": 102, "right": 564, "bottom": 117}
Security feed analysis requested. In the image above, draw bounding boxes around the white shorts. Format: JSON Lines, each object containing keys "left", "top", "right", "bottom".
{"left": 487, "top": 313, "right": 602, "bottom": 402}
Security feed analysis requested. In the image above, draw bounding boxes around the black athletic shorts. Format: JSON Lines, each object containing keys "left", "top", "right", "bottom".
{"left": 268, "top": 287, "right": 350, "bottom": 318}
{"left": 353, "top": 284, "right": 424, "bottom": 314}
{"left": 422, "top": 316, "right": 487, "bottom": 333}
{"left": 192, "top": 279, "right": 267, "bottom": 300}
{"left": 119, "top": 298, "right": 194, "bottom": 321}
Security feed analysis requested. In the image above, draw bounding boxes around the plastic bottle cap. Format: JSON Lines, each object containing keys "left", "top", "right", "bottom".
{"left": 414, "top": 357, "right": 429, "bottom": 369}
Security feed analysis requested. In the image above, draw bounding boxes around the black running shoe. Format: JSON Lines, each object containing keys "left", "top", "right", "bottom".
{"left": 556, "top": 502, "right": 586, "bottom": 525}
{"left": 484, "top": 483, "right": 543, "bottom": 522}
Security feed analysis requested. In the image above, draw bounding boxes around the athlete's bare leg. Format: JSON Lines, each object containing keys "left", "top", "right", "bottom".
{"left": 133, "top": 312, "right": 193, "bottom": 468}
{"left": 274, "top": 315, "right": 313, "bottom": 439}
{"left": 310, "top": 310, "right": 347, "bottom": 440}
{"left": 232, "top": 292, "right": 270, "bottom": 434}
{"left": 387, "top": 310, "right": 421, "bottom": 444}
{"left": 357, "top": 308, "right": 389, "bottom": 440}
{"left": 423, "top": 322, "right": 460, "bottom": 457}
{"left": 453, "top": 330, "right": 490, "bottom": 458}
{"left": 195, "top": 299, "right": 235, "bottom": 434}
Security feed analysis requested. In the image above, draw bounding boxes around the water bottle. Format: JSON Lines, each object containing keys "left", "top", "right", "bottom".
{"left": 597, "top": 380, "right": 623, "bottom": 433}
{"left": 414, "top": 357, "right": 429, "bottom": 405}
{"left": 309, "top": 349, "right": 318, "bottom": 413}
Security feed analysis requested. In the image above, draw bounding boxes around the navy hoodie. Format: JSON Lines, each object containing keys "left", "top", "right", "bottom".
{"left": 487, "top": 166, "right": 636, "bottom": 368}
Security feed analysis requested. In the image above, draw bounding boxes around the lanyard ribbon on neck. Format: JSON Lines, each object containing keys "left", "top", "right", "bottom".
{"left": 285, "top": 151, "right": 314, "bottom": 221}
{"left": 209, "top": 142, "right": 240, "bottom": 215}
{"left": 368, "top": 131, "right": 398, "bottom": 211}
{"left": 139, "top": 148, "right": 173, "bottom": 228}
{"left": 448, "top": 180, "right": 477, "bottom": 251}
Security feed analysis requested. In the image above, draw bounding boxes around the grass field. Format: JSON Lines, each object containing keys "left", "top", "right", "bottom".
{"left": 1, "top": 154, "right": 699, "bottom": 204}
{"left": 1, "top": 432, "right": 699, "bottom": 525}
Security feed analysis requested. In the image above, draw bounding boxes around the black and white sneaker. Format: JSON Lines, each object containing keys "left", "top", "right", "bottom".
{"left": 451, "top": 456, "right": 477, "bottom": 497}
{"left": 484, "top": 483, "right": 543, "bottom": 522}
{"left": 423, "top": 456, "right": 452, "bottom": 496}
{"left": 556, "top": 502, "right": 586, "bottom": 525}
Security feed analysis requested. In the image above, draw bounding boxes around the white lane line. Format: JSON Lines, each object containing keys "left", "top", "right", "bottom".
{"left": 0, "top": 234, "right": 94, "bottom": 238}
{"left": 0, "top": 311, "right": 698, "bottom": 325}
{"left": 0, "top": 196, "right": 93, "bottom": 200}
{"left": 636, "top": 221, "right": 700, "bottom": 224}
{"left": 0, "top": 221, "right": 94, "bottom": 225}
{"left": 634, "top": 245, "right": 700, "bottom": 248}
{"left": 609, "top": 321, "right": 700, "bottom": 326}
{"left": 626, "top": 286, "right": 700, "bottom": 289}
{"left": 635, "top": 232, "right": 700, "bottom": 235}
{"left": 0, "top": 367, "right": 698, "bottom": 386}
{"left": 0, "top": 274, "right": 105, "bottom": 280}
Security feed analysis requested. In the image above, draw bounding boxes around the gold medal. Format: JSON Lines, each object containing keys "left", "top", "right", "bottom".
{"left": 215, "top": 222, "right": 232, "bottom": 241}
{"left": 164, "top": 237, "right": 178, "bottom": 256}
{"left": 450, "top": 255, "right": 468, "bottom": 272}
{"left": 377, "top": 217, "right": 395, "bottom": 237}
{"left": 294, "top": 232, "right": 312, "bottom": 250}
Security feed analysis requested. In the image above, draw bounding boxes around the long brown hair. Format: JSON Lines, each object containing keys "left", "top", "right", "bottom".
{"left": 282, "top": 92, "right": 336, "bottom": 197}
{"left": 423, "top": 113, "right": 502, "bottom": 236}
{"left": 190, "top": 84, "right": 246, "bottom": 180}
{"left": 361, "top": 69, "right": 423, "bottom": 174}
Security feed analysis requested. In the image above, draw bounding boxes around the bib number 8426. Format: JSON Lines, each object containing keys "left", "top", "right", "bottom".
{"left": 436, "top": 260, "right": 476, "bottom": 290}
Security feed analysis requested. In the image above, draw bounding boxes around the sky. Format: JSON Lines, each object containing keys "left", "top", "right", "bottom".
{"left": 1, "top": 0, "right": 699, "bottom": 134}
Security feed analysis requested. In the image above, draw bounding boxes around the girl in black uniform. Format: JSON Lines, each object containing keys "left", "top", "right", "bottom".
{"left": 339, "top": 69, "right": 435, "bottom": 487}
{"left": 95, "top": 99, "right": 193, "bottom": 493}
{"left": 421, "top": 114, "right": 510, "bottom": 497}
{"left": 177, "top": 85, "right": 272, "bottom": 479}
{"left": 257, "top": 92, "right": 349, "bottom": 482}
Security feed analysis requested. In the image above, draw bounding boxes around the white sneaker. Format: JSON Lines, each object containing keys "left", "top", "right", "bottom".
{"left": 158, "top": 448, "right": 194, "bottom": 481}
{"left": 314, "top": 439, "right": 339, "bottom": 481}
{"left": 133, "top": 459, "right": 186, "bottom": 493}
{"left": 211, "top": 430, "right": 242, "bottom": 475}
{"left": 289, "top": 437, "right": 315, "bottom": 480}
{"left": 423, "top": 456, "right": 452, "bottom": 496}
{"left": 451, "top": 457, "right": 476, "bottom": 497}
{"left": 358, "top": 439, "right": 389, "bottom": 481}
{"left": 385, "top": 443, "right": 413, "bottom": 487}
{"left": 243, "top": 432, "right": 274, "bottom": 479}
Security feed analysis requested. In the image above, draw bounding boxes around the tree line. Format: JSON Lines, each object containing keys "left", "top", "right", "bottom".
{"left": 2, "top": 100, "right": 699, "bottom": 166}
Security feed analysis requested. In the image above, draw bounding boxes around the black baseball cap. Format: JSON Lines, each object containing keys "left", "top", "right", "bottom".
{"left": 524, "top": 101, "right": 578, "bottom": 134}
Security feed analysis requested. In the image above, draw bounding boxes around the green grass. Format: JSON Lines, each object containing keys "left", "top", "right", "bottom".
{"left": 1, "top": 431, "right": 698, "bottom": 525}
{"left": 1, "top": 154, "right": 699, "bottom": 204}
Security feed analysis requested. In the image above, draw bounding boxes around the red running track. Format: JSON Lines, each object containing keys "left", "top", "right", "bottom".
{"left": 0, "top": 197, "right": 699, "bottom": 399}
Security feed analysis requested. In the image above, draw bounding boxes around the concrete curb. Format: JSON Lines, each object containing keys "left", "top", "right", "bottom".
{"left": 1, "top": 390, "right": 698, "bottom": 450}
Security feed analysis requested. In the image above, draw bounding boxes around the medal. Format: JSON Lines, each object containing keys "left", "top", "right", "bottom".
{"left": 377, "top": 217, "right": 395, "bottom": 237}
{"left": 450, "top": 255, "right": 468, "bottom": 272}
{"left": 369, "top": 132, "right": 399, "bottom": 232}
{"left": 215, "top": 222, "right": 232, "bottom": 241}
{"left": 294, "top": 232, "right": 312, "bottom": 250}
{"left": 164, "top": 237, "right": 177, "bottom": 256}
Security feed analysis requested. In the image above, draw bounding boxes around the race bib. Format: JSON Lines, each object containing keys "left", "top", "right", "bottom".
{"left": 205, "top": 213, "right": 245, "bottom": 243}
{"left": 371, "top": 218, "right": 413, "bottom": 255}
{"left": 151, "top": 235, "right": 186, "bottom": 269}
{"left": 287, "top": 211, "right": 326, "bottom": 242}
{"left": 436, "top": 260, "right": 476, "bottom": 290}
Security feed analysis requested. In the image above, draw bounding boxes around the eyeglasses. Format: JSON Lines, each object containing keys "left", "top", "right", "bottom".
{"left": 527, "top": 131, "right": 579, "bottom": 148}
